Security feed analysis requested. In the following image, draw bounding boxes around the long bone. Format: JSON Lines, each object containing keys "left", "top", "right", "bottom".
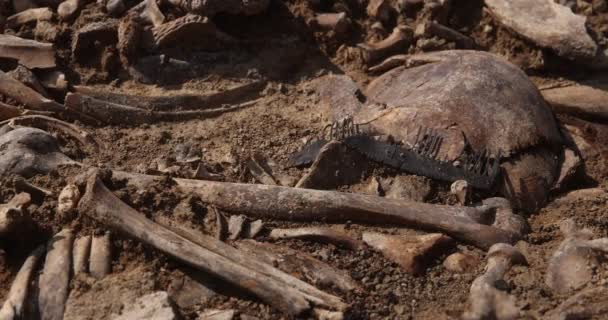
{"left": 0, "top": 245, "right": 45, "bottom": 320}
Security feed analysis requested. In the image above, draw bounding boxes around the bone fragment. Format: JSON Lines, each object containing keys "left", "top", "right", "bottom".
{"left": 106, "top": 0, "right": 125, "bottom": 16}
{"left": 6, "top": 7, "right": 53, "bottom": 29}
{"left": 443, "top": 252, "right": 480, "bottom": 273}
{"left": 309, "top": 12, "right": 351, "bottom": 34}
{"left": 367, "top": 0, "right": 390, "bottom": 23}
{"left": 0, "top": 35, "right": 55, "bottom": 69}
{"left": 57, "top": 0, "right": 84, "bottom": 20}
{"left": 165, "top": 0, "right": 269, "bottom": 16}
{"left": 39, "top": 228, "right": 73, "bottom": 320}
{"left": 90, "top": 231, "right": 112, "bottom": 279}
{"left": 269, "top": 227, "right": 363, "bottom": 250}
{"left": 547, "top": 286, "right": 608, "bottom": 320}
{"left": 542, "top": 83, "right": 608, "bottom": 121}
{"left": 113, "top": 291, "right": 177, "bottom": 320}
{"left": 72, "top": 235, "right": 91, "bottom": 275}
{"left": 58, "top": 184, "right": 82, "bottom": 216}
{"left": 0, "top": 193, "right": 30, "bottom": 237}
{"left": 462, "top": 243, "right": 527, "bottom": 320}
{"left": 198, "top": 309, "right": 235, "bottom": 320}
{"left": 478, "top": 198, "right": 529, "bottom": 238}
{"left": 358, "top": 25, "right": 413, "bottom": 64}
{"left": 0, "top": 245, "right": 45, "bottom": 320}
{"left": 139, "top": 0, "right": 164, "bottom": 27}
{"left": 7, "top": 65, "right": 49, "bottom": 97}
{"left": 0, "top": 102, "right": 23, "bottom": 121}
{"left": 243, "top": 219, "right": 264, "bottom": 239}
{"left": 236, "top": 240, "right": 358, "bottom": 292}
{"left": 368, "top": 54, "right": 408, "bottom": 73}
{"left": 64, "top": 93, "right": 260, "bottom": 125}
{"left": 13, "top": 176, "right": 52, "bottom": 201}
{"left": 39, "top": 71, "right": 68, "bottom": 92}
{"left": 227, "top": 215, "right": 246, "bottom": 240}
{"left": 78, "top": 171, "right": 346, "bottom": 315}
{"left": 362, "top": 232, "right": 453, "bottom": 275}
{"left": 450, "top": 180, "right": 470, "bottom": 205}
{"left": 114, "top": 170, "right": 521, "bottom": 250}
{"left": 150, "top": 14, "right": 236, "bottom": 49}
{"left": 246, "top": 157, "right": 277, "bottom": 185}
{"left": 546, "top": 219, "right": 608, "bottom": 294}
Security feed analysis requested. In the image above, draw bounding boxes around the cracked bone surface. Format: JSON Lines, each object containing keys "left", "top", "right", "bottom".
{"left": 77, "top": 170, "right": 346, "bottom": 316}
{"left": 39, "top": 228, "right": 73, "bottom": 320}
{"left": 546, "top": 219, "right": 608, "bottom": 294}
{"left": 0, "top": 245, "right": 45, "bottom": 320}
{"left": 462, "top": 243, "right": 527, "bottom": 320}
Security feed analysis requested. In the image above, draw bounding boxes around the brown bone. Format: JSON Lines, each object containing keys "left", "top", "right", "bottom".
{"left": 6, "top": 7, "right": 53, "bottom": 29}
{"left": 38, "top": 228, "right": 73, "bottom": 320}
{"left": 114, "top": 171, "right": 520, "bottom": 250}
{"left": 358, "top": 25, "right": 413, "bottom": 64}
{"left": 0, "top": 35, "right": 55, "bottom": 69}
{"left": 269, "top": 227, "right": 363, "bottom": 250}
{"left": 0, "top": 70, "right": 64, "bottom": 113}
{"left": 0, "top": 193, "right": 31, "bottom": 238}
{"left": 78, "top": 171, "right": 346, "bottom": 316}
{"left": 89, "top": 231, "right": 112, "bottom": 279}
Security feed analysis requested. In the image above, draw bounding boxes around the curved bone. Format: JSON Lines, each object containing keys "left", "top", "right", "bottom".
{"left": 90, "top": 231, "right": 112, "bottom": 279}
{"left": 269, "top": 227, "right": 363, "bottom": 250}
{"left": 38, "top": 228, "right": 73, "bottom": 320}
{"left": 358, "top": 25, "right": 413, "bottom": 64}
{"left": 0, "top": 115, "right": 100, "bottom": 152}
{"left": 546, "top": 219, "right": 608, "bottom": 294}
{"left": 65, "top": 93, "right": 259, "bottom": 125}
{"left": 0, "top": 245, "right": 45, "bottom": 320}
{"left": 462, "top": 243, "right": 527, "bottom": 320}
{"left": 114, "top": 171, "right": 520, "bottom": 250}
{"left": 78, "top": 171, "right": 346, "bottom": 315}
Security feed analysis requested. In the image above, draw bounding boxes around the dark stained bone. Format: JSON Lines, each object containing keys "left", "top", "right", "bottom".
{"left": 64, "top": 93, "right": 260, "bottom": 125}
{"left": 78, "top": 172, "right": 346, "bottom": 315}
{"left": 462, "top": 243, "right": 527, "bottom": 320}
{"left": 6, "top": 7, "right": 53, "bottom": 29}
{"left": 39, "top": 228, "right": 73, "bottom": 320}
{"left": 236, "top": 240, "right": 358, "bottom": 292}
{"left": 0, "top": 245, "right": 45, "bottom": 320}
{"left": 269, "top": 227, "right": 363, "bottom": 250}
{"left": 114, "top": 171, "right": 520, "bottom": 250}
{"left": 0, "top": 102, "right": 23, "bottom": 121}
{"left": 73, "top": 80, "right": 265, "bottom": 111}
{"left": 0, "top": 35, "right": 55, "bottom": 69}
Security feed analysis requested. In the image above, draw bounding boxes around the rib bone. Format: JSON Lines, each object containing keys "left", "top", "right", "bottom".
{"left": 358, "top": 25, "right": 413, "bottom": 64}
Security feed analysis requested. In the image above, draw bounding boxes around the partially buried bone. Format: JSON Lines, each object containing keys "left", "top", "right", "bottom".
{"left": 477, "top": 198, "right": 530, "bottom": 238}
{"left": 358, "top": 25, "right": 413, "bottom": 64}
{"left": 149, "top": 14, "right": 237, "bottom": 50}
{"left": 0, "top": 35, "right": 55, "bottom": 69}
{"left": 270, "top": 227, "right": 363, "bottom": 250}
{"left": 236, "top": 240, "right": 358, "bottom": 292}
{"left": 89, "top": 231, "right": 111, "bottom": 279}
{"left": 227, "top": 215, "right": 246, "bottom": 240}
{"left": 64, "top": 93, "right": 260, "bottom": 125}
{"left": 5, "top": 7, "right": 53, "bottom": 29}
{"left": 78, "top": 171, "right": 346, "bottom": 316}
{"left": 38, "top": 228, "right": 73, "bottom": 320}
{"left": 0, "top": 193, "right": 31, "bottom": 238}
{"left": 0, "top": 70, "right": 64, "bottom": 113}
{"left": 0, "top": 245, "right": 45, "bottom": 320}
{"left": 462, "top": 243, "right": 527, "bottom": 320}
{"left": 114, "top": 170, "right": 520, "bottom": 250}
{"left": 58, "top": 184, "right": 82, "bottom": 216}
{"left": 546, "top": 219, "right": 608, "bottom": 294}
{"left": 57, "top": 0, "right": 86, "bottom": 20}
{"left": 415, "top": 21, "right": 474, "bottom": 48}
